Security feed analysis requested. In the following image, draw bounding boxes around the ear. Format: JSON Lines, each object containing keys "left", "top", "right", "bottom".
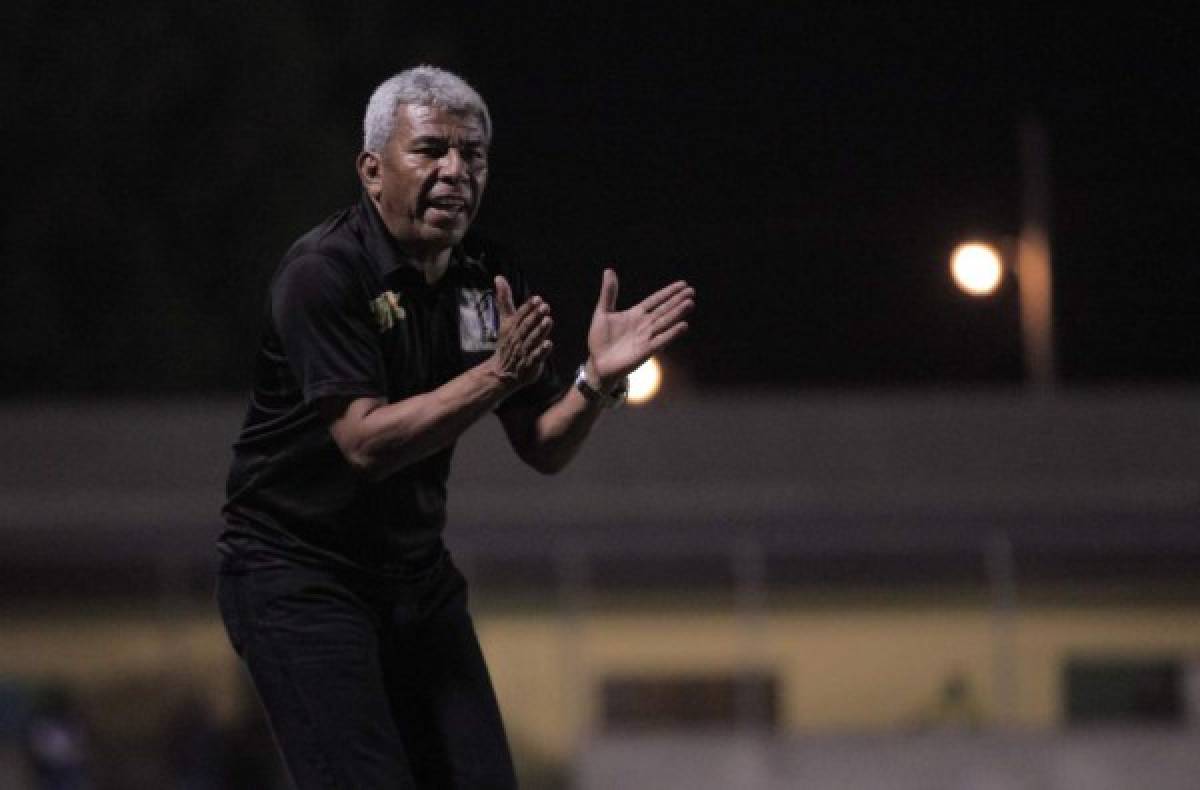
{"left": 356, "top": 151, "right": 383, "bottom": 198}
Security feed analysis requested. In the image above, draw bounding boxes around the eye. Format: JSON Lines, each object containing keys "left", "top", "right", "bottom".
{"left": 464, "top": 148, "right": 488, "bottom": 170}
{"left": 415, "top": 142, "right": 449, "bottom": 159}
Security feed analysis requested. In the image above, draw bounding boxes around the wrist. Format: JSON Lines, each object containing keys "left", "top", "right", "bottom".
{"left": 477, "top": 359, "right": 520, "bottom": 397}
{"left": 576, "top": 362, "right": 628, "bottom": 409}
{"left": 585, "top": 357, "right": 622, "bottom": 394}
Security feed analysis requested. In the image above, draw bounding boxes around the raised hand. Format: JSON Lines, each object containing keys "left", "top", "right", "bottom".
{"left": 487, "top": 276, "right": 554, "bottom": 388}
{"left": 587, "top": 269, "right": 695, "bottom": 389}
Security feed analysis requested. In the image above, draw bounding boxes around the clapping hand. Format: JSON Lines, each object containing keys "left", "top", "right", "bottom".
{"left": 586, "top": 269, "right": 695, "bottom": 389}
{"left": 489, "top": 276, "right": 554, "bottom": 388}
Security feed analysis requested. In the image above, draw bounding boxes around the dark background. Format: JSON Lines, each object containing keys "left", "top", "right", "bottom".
{"left": 2, "top": 3, "right": 1196, "bottom": 396}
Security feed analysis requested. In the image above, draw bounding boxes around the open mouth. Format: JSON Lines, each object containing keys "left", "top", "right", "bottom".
{"left": 426, "top": 195, "right": 468, "bottom": 213}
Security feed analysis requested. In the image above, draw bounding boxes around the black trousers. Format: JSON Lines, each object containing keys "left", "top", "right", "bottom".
{"left": 216, "top": 548, "right": 517, "bottom": 789}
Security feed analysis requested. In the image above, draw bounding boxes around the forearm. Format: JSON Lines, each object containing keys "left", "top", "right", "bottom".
{"left": 336, "top": 282, "right": 555, "bottom": 478}
{"left": 513, "top": 385, "right": 606, "bottom": 474}
{"left": 333, "top": 363, "right": 517, "bottom": 480}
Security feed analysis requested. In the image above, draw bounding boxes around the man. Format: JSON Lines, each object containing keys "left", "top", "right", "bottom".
{"left": 217, "top": 65, "right": 695, "bottom": 788}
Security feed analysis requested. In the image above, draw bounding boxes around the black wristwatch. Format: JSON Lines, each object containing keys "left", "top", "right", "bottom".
{"left": 574, "top": 364, "right": 628, "bottom": 409}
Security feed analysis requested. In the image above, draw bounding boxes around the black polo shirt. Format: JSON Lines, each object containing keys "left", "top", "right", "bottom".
{"left": 220, "top": 192, "right": 564, "bottom": 575}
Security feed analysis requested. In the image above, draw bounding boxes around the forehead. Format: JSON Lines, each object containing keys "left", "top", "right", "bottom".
{"left": 392, "top": 103, "right": 486, "bottom": 142}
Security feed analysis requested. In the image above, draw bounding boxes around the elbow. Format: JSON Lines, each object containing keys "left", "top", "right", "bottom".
{"left": 326, "top": 397, "right": 398, "bottom": 481}
{"left": 340, "top": 433, "right": 430, "bottom": 482}
{"left": 343, "top": 447, "right": 383, "bottom": 480}
{"left": 339, "top": 441, "right": 394, "bottom": 482}
{"left": 524, "top": 448, "right": 569, "bottom": 476}
{"left": 532, "top": 458, "right": 567, "bottom": 476}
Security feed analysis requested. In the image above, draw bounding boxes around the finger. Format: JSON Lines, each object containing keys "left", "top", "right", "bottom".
{"left": 529, "top": 338, "right": 554, "bottom": 364}
{"left": 522, "top": 339, "right": 554, "bottom": 377}
{"left": 651, "top": 299, "right": 695, "bottom": 335}
{"left": 494, "top": 276, "right": 517, "bottom": 319}
{"left": 520, "top": 315, "right": 554, "bottom": 355}
{"left": 647, "top": 321, "right": 690, "bottom": 352}
{"left": 640, "top": 280, "right": 690, "bottom": 314}
{"left": 513, "top": 297, "right": 550, "bottom": 338}
{"left": 595, "top": 268, "right": 619, "bottom": 314}
{"left": 647, "top": 288, "right": 695, "bottom": 320}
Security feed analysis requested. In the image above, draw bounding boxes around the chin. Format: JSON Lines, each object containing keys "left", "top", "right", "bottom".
{"left": 425, "top": 226, "right": 468, "bottom": 247}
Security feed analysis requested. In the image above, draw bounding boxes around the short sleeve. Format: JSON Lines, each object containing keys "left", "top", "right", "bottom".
{"left": 271, "top": 255, "right": 385, "bottom": 403}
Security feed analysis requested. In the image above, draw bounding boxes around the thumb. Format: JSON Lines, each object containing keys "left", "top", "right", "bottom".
{"left": 595, "top": 268, "right": 618, "bottom": 314}
{"left": 494, "top": 275, "right": 516, "bottom": 318}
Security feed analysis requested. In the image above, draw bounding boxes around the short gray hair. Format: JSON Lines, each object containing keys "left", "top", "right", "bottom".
{"left": 362, "top": 65, "right": 492, "bottom": 153}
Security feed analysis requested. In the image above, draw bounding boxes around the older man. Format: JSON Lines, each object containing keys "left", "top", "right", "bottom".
{"left": 217, "top": 66, "right": 694, "bottom": 788}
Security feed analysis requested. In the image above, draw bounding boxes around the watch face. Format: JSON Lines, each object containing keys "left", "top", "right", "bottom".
{"left": 574, "top": 365, "right": 627, "bottom": 408}
{"left": 574, "top": 366, "right": 600, "bottom": 402}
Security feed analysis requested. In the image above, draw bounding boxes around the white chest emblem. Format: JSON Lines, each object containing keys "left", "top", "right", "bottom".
{"left": 458, "top": 287, "right": 499, "bottom": 352}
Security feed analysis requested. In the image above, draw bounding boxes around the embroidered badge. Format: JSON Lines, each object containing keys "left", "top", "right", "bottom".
{"left": 458, "top": 287, "right": 499, "bottom": 352}
{"left": 368, "top": 290, "right": 406, "bottom": 332}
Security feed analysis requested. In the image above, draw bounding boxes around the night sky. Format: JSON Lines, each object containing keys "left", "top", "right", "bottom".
{"left": 2, "top": 3, "right": 1196, "bottom": 395}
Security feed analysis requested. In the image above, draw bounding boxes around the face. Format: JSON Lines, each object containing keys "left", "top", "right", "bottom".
{"left": 359, "top": 103, "right": 489, "bottom": 256}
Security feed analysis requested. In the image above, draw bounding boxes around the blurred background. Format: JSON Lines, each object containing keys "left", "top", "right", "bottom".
{"left": 2, "top": 3, "right": 1198, "bottom": 788}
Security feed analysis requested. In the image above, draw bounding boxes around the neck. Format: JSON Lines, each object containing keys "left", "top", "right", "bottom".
{"left": 391, "top": 231, "right": 456, "bottom": 284}
{"left": 419, "top": 249, "right": 453, "bottom": 284}
{"left": 393, "top": 238, "right": 454, "bottom": 285}
{"left": 366, "top": 194, "right": 455, "bottom": 284}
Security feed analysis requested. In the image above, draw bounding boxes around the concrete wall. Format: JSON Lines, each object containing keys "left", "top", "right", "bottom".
{"left": 2, "top": 390, "right": 1198, "bottom": 566}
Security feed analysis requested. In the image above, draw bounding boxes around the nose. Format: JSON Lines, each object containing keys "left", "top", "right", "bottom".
{"left": 438, "top": 147, "right": 467, "bottom": 182}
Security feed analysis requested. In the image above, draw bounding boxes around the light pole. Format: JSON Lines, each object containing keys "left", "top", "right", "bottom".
{"left": 1015, "top": 117, "right": 1055, "bottom": 394}
{"left": 950, "top": 117, "right": 1056, "bottom": 394}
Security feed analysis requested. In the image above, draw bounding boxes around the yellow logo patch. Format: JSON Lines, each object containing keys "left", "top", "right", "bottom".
{"left": 369, "top": 291, "right": 406, "bottom": 332}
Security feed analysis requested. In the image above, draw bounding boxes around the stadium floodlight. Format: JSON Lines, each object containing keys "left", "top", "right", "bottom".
{"left": 950, "top": 241, "right": 1005, "bottom": 296}
{"left": 627, "top": 357, "right": 663, "bottom": 405}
